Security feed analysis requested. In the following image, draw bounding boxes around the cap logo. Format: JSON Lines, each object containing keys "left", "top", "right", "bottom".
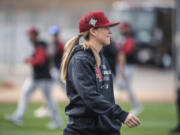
{"left": 89, "top": 18, "right": 97, "bottom": 26}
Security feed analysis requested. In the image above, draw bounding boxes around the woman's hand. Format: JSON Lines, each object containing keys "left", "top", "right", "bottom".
{"left": 124, "top": 113, "right": 141, "bottom": 128}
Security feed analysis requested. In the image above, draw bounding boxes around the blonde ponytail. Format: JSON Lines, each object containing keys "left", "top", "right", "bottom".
{"left": 82, "top": 43, "right": 101, "bottom": 67}
{"left": 61, "top": 31, "right": 101, "bottom": 82}
{"left": 61, "top": 34, "right": 82, "bottom": 82}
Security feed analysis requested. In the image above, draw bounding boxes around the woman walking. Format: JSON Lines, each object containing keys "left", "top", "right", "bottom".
{"left": 61, "top": 11, "right": 141, "bottom": 135}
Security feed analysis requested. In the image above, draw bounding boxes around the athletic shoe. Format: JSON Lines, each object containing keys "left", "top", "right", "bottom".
{"left": 130, "top": 105, "right": 143, "bottom": 116}
{"left": 170, "top": 125, "right": 180, "bottom": 133}
{"left": 5, "top": 115, "right": 23, "bottom": 127}
{"left": 34, "top": 106, "right": 50, "bottom": 118}
{"left": 47, "top": 122, "right": 62, "bottom": 130}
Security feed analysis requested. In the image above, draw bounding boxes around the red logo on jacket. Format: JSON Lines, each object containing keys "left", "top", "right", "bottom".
{"left": 95, "top": 66, "right": 103, "bottom": 82}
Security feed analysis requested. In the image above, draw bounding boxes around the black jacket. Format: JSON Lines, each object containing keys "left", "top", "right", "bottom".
{"left": 32, "top": 41, "right": 51, "bottom": 80}
{"left": 102, "top": 40, "right": 118, "bottom": 76}
{"left": 64, "top": 45, "right": 128, "bottom": 135}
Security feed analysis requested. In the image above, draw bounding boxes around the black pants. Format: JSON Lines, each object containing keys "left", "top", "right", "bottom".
{"left": 176, "top": 88, "right": 180, "bottom": 126}
{"left": 62, "top": 117, "right": 120, "bottom": 135}
{"left": 63, "top": 128, "right": 120, "bottom": 135}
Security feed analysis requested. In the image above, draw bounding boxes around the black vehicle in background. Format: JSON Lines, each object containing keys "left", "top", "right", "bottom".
{"left": 110, "top": 0, "right": 175, "bottom": 68}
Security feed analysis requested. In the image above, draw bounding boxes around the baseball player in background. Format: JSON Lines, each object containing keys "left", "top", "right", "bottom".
{"left": 6, "top": 27, "right": 63, "bottom": 129}
{"left": 48, "top": 26, "right": 65, "bottom": 87}
{"left": 34, "top": 26, "right": 65, "bottom": 118}
{"left": 116, "top": 22, "right": 142, "bottom": 116}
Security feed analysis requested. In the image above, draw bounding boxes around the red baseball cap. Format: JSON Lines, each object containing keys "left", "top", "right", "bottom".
{"left": 79, "top": 11, "right": 119, "bottom": 33}
{"left": 27, "top": 27, "right": 39, "bottom": 35}
{"left": 119, "top": 21, "right": 130, "bottom": 28}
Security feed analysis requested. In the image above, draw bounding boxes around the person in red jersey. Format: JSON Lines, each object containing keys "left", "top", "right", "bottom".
{"left": 34, "top": 26, "right": 65, "bottom": 118}
{"left": 116, "top": 22, "right": 142, "bottom": 116}
{"left": 6, "top": 27, "right": 63, "bottom": 129}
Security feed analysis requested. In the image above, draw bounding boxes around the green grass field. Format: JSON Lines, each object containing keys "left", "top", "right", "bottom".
{"left": 0, "top": 103, "right": 177, "bottom": 135}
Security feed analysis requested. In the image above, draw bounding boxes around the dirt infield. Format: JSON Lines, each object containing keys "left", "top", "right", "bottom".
{"left": 0, "top": 66, "right": 176, "bottom": 103}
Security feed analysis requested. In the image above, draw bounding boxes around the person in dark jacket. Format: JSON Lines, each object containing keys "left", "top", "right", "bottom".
{"left": 171, "top": 86, "right": 180, "bottom": 133}
{"left": 102, "top": 39, "right": 118, "bottom": 76}
{"left": 61, "top": 11, "right": 140, "bottom": 135}
{"left": 34, "top": 26, "right": 65, "bottom": 119}
{"left": 6, "top": 27, "right": 62, "bottom": 129}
